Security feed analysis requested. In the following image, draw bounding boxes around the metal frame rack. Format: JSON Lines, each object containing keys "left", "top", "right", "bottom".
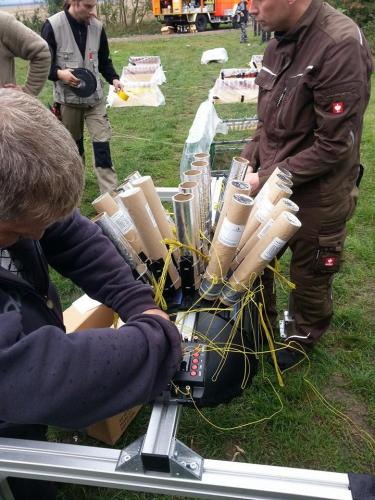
{"left": 0, "top": 399, "right": 355, "bottom": 500}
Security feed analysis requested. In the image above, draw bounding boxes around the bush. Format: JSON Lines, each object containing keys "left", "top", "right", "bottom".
{"left": 363, "top": 20, "right": 375, "bottom": 54}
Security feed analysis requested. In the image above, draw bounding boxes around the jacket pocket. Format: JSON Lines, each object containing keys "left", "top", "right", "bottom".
{"left": 56, "top": 51, "right": 79, "bottom": 69}
{"left": 313, "top": 228, "right": 346, "bottom": 274}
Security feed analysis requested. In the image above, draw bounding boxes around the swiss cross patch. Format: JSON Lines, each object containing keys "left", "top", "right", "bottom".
{"left": 324, "top": 256, "right": 337, "bottom": 267}
{"left": 331, "top": 102, "right": 345, "bottom": 114}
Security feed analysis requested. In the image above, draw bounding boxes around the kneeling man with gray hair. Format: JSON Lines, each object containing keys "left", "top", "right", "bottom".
{"left": 0, "top": 89, "right": 181, "bottom": 500}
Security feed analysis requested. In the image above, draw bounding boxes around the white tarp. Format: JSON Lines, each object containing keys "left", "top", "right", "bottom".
{"left": 209, "top": 68, "right": 259, "bottom": 104}
{"left": 120, "top": 64, "right": 167, "bottom": 86}
{"left": 106, "top": 83, "right": 165, "bottom": 107}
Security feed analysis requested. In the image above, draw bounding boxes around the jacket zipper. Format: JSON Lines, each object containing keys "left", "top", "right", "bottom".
{"left": 276, "top": 87, "right": 287, "bottom": 128}
{"left": 0, "top": 276, "right": 64, "bottom": 328}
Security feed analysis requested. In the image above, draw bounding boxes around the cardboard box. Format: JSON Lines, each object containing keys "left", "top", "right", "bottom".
{"left": 63, "top": 299, "right": 141, "bottom": 445}
{"left": 86, "top": 405, "right": 142, "bottom": 445}
{"left": 63, "top": 301, "right": 114, "bottom": 332}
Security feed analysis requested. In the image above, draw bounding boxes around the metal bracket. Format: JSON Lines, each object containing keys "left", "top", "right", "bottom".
{"left": 116, "top": 402, "right": 203, "bottom": 480}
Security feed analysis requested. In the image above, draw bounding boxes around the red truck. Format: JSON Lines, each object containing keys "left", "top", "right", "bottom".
{"left": 152, "top": 0, "right": 240, "bottom": 32}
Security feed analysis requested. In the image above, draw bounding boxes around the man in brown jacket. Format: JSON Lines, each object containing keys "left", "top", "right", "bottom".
{"left": 242, "top": 0, "right": 373, "bottom": 368}
{"left": 0, "top": 11, "right": 50, "bottom": 95}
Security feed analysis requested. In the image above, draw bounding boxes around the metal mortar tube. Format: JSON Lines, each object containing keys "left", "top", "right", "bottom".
{"left": 179, "top": 181, "right": 205, "bottom": 273}
{"left": 227, "top": 156, "right": 250, "bottom": 185}
{"left": 183, "top": 170, "right": 205, "bottom": 234}
{"left": 172, "top": 193, "right": 200, "bottom": 291}
{"left": 93, "top": 212, "right": 150, "bottom": 283}
{"left": 116, "top": 171, "right": 142, "bottom": 193}
{"left": 191, "top": 160, "right": 212, "bottom": 238}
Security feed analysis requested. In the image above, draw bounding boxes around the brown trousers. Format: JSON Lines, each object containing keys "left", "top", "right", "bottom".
{"left": 261, "top": 205, "right": 348, "bottom": 347}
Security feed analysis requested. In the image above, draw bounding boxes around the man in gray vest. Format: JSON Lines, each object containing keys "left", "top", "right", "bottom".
{"left": 42, "top": 0, "right": 121, "bottom": 194}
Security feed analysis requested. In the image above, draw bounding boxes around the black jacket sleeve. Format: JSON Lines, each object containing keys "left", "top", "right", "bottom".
{"left": 41, "top": 20, "right": 60, "bottom": 82}
{"left": 98, "top": 28, "right": 119, "bottom": 84}
{"left": 41, "top": 210, "right": 157, "bottom": 320}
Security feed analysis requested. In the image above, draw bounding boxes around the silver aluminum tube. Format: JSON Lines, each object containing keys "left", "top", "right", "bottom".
{"left": 116, "top": 171, "right": 142, "bottom": 193}
{"left": 93, "top": 212, "right": 150, "bottom": 282}
{"left": 178, "top": 181, "right": 201, "bottom": 233}
{"left": 173, "top": 193, "right": 199, "bottom": 252}
{"left": 179, "top": 181, "right": 204, "bottom": 273}
{"left": 191, "top": 160, "right": 211, "bottom": 238}
{"left": 182, "top": 170, "right": 204, "bottom": 234}
{"left": 172, "top": 193, "right": 200, "bottom": 289}
{"left": 227, "top": 156, "right": 249, "bottom": 185}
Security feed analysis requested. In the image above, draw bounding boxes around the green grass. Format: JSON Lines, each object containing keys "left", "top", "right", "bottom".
{"left": 14, "top": 29, "right": 375, "bottom": 499}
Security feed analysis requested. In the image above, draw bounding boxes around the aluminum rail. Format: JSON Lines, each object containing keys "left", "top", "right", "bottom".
{"left": 0, "top": 438, "right": 352, "bottom": 500}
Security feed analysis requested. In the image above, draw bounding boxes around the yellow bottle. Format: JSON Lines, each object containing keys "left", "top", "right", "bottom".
{"left": 117, "top": 89, "right": 129, "bottom": 101}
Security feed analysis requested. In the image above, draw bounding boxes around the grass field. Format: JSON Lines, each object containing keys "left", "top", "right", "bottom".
{"left": 15, "top": 28, "right": 375, "bottom": 499}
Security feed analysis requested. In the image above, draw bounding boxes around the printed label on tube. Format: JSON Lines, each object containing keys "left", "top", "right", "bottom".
{"left": 261, "top": 237, "right": 286, "bottom": 261}
{"left": 218, "top": 218, "right": 244, "bottom": 247}
{"left": 111, "top": 211, "right": 134, "bottom": 234}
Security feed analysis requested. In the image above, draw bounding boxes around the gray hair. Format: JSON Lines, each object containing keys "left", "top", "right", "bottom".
{"left": 0, "top": 89, "right": 85, "bottom": 222}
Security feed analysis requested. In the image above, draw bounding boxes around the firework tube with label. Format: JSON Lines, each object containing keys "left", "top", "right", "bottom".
{"left": 220, "top": 211, "right": 301, "bottom": 305}
{"left": 199, "top": 193, "right": 253, "bottom": 300}
{"left": 233, "top": 198, "right": 299, "bottom": 270}
{"left": 121, "top": 187, "right": 181, "bottom": 290}
{"left": 93, "top": 212, "right": 151, "bottom": 283}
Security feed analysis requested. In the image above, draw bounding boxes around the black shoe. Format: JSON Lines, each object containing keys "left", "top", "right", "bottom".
{"left": 268, "top": 345, "right": 307, "bottom": 370}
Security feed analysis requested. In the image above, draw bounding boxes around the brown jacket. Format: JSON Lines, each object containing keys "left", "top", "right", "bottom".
{"left": 243, "top": 0, "right": 373, "bottom": 221}
{"left": 0, "top": 11, "right": 50, "bottom": 96}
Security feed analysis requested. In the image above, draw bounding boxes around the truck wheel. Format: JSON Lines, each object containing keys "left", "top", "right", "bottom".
{"left": 210, "top": 22, "right": 220, "bottom": 30}
{"left": 195, "top": 14, "right": 208, "bottom": 31}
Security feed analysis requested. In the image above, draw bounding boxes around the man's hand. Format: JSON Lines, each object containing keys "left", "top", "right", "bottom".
{"left": 142, "top": 308, "right": 171, "bottom": 322}
{"left": 57, "top": 69, "right": 80, "bottom": 87}
{"left": 244, "top": 172, "right": 260, "bottom": 194}
{"left": 113, "top": 79, "right": 123, "bottom": 92}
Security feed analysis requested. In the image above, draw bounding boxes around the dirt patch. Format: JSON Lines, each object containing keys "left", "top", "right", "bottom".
{"left": 324, "top": 374, "right": 374, "bottom": 439}
{"left": 224, "top": 440, "right": 248, "bottom": 462}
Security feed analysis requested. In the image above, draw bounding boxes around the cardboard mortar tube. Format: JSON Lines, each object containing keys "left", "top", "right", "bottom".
{"left": 93, "top": 192, "right": 147, "bottom": 257}
{"left": 121, "top": 187, "right": 180, "bottom": 288}
{"left": 234, "top": 198, "right": 300, "bottom": 268}
{"left": 238, "top": 182, "right": 293, "bottom": 250}
{"left": 255, "top": 167, "right": 292, "bottom": 207}
{"left": 205, "top": 193, "right": 253, "bottom": 281}
{"left": 227, "top": 211, "right": 302, "bottom": 292}
{"left": 276, "top": 172, "right": 293, "bottom": 187}
{"left": 212, "top": 180, "right": 251, "bottom": 246}
{"left": 132, "top": 175, "right": 175, "bottom": 241}
{"left": 92, "top": 192, "right": 118, "bottom": 216}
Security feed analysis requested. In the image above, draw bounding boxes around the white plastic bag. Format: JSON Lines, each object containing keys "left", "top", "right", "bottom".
{"left": 179, "top": 99, "right": 228, "bottom": 178}
{"left": 201, "top": 48, "right": 228, "bottom": 65}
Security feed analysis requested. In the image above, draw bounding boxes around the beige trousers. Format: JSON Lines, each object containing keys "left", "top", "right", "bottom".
{"left": 60, "top": 100, "right": 118, "bottom": 193}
